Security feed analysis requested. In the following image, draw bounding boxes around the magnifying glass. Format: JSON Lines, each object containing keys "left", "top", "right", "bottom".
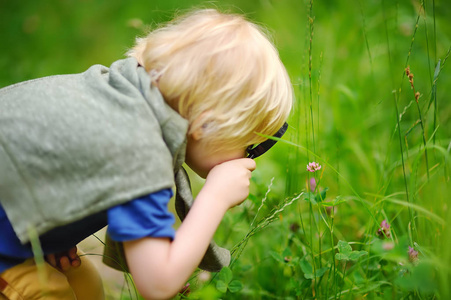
{"left": 246, "top": 122, "right": 288, "bottom": 159}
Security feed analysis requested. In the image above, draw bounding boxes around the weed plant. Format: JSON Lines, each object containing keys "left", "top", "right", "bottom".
{"left": 2, "top": 0, "right": 450, "bottom": 299}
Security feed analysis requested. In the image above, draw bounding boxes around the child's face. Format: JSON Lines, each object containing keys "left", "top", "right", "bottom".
{"left": 185, "top": 134, "right": 247, "bottom": 178}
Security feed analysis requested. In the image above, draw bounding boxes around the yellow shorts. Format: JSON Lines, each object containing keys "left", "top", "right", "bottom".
{"left": 0, "top": 253, "right": 104, "bottom": 300}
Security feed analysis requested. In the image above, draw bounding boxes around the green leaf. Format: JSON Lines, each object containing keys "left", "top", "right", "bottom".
{"left": 303, "top": 192, "right": 317, "bottom": 204}
{"left": 282, "top": 247, "right": 292, "bottom": 258}
{"left": 335, "top": 253, "right": 349, "bottom": 261}
{"left": 348, "top": 250, "right": 368, "bottom": 261}
{"left": 315, "top": 267, "right": 329, "bottom": 278}
{"left": 228, "top": 280, "right": 243, "bottom": 293}
{"left": 216, "top": 280, "right": 228, "bottom": 293}
{"left": 320, "top": 196, "right": 347, "bottom": 207}
{"left": 318, "top": 187, "right": 329, "bottom": 202}
{"left": 300, "top": 257, "right": 313, "bottom": 276}
{"left": 337, "top": 240, "right": 352, "bottom": 255}
{"left": 349, "top": 251, "right": 368, "bottom": 260}
{"left": 305, "top": 266, "right": 329, "bottom": 279}
{"left": 269, "top": 251, "right": 285, "bottom": 263}
{"left": 218, "top": 267, "right": 233, "bottom": 284}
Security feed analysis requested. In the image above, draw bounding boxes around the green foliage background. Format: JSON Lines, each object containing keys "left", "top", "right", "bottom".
{"left": 1, "top": 0, "right": 450, "bottom": 299}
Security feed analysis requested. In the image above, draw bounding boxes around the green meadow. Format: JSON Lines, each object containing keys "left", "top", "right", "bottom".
{"left": 1, "top": 0, "right": 450, "bottom": 299}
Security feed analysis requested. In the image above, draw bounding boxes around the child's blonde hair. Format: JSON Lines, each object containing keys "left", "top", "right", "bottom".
{"left": 128, "top": 9, "right": 292, "bottom": 152}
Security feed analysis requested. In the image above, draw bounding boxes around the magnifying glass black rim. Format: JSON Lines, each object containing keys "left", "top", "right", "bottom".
{"left": 246, "top": 122, "right": 288, "bottom": 159}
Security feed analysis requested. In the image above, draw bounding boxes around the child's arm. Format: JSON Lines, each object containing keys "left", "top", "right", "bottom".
{"left": 124, "top": 158, "right": 256, "bottom": 299}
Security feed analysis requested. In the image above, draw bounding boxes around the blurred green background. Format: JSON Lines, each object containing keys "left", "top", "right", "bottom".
{"left": 1, "top": 0, "right": 450, "bottom": 298}
{"left": 2, "top": 0, "right": 449, "bottom": 190}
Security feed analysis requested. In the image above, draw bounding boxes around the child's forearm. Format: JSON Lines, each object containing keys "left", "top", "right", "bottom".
{"left": 125, "top": 158, "right": 255, "bottom": 299}
{"left": 124, "top": 188, "right": 229, "bottom": 300}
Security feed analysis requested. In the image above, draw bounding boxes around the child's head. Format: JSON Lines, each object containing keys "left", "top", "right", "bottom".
{"left": 128, "top": 9, "right": 292, "bottom": 153}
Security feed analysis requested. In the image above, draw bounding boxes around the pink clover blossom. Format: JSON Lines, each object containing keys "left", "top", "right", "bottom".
{"left": 307, "top": 162, "right": 322, "bottom": 172}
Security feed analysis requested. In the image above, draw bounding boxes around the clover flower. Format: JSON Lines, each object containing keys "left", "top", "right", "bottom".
{"left": 180, "top": 283, "right": 191, "bottom": 296}
{"left": 377, "top": 219, "right": 391, "bottom": 238}
{"left": 382, "top": 241, "right": 395, "bottom": 251}
{"left": 307, "top": 162, "right": 321, "bottom": 172}
{"left": 408, "top": 246, "right": 419, "bottom": 264}
{"left": 198, "top": 271, "right": 211, "bottom": 283}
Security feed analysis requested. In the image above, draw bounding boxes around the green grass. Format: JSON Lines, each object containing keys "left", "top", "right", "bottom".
{"left": 1, "top": 0, "right": 450, "bottom": 299}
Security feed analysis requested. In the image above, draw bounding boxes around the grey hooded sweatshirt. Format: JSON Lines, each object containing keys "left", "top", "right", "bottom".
{"left": 0, "top": 58, "right": 229, "bottom": 272}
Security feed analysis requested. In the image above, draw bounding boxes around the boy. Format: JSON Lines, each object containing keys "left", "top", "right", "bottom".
{"left": 0, "top": 9, "right": 292, "bottom": 299}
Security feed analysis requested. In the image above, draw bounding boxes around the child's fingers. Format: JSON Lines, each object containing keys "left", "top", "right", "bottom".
{"left": 45, "top": 247, "right": 81, "bottom": 272}
{"left": 59, "top": 256, "right": 71, "bottom": 272}
{"left": 243, "top": 158, "right": 256, "bottom": 171}
{"left": 68, "top": 246, "right": 78, "bottom": 258}
{"left": 234, "top": 158, "right": 256, "bottom": 171}
{"left": 68, "top": 246, "right": 81, "bottom": 267}
{"left": 71, "top": 256, "right": 81, "bottom": 268}
{"left": 46, "top": 253, "right": 57, "bottom": 268}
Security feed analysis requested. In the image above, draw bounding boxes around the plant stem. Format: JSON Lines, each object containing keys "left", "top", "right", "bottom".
{"left": 392, "top": 90, "right": 416, "bottom": 240}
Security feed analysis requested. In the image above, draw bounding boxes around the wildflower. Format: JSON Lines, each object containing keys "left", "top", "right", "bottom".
{"left": 408, "top": 246, "right": 419, "bottom": 264}
{"left": 180, "top": 282, "right": 191, "bottom": 296}
{"left": 309, "top": 177, "right": 317, "bottom": 192}
{"left": 382, "top": 241, "right": 395, "bottom": 251}
{"left": 198, "top": 271, "right": 211, "bottom": 283}
{"left": 376, "top": 219, "right": 391, "bottom": 238}
{"left": 307, "top": 162, "right": 321, "bottom": 172}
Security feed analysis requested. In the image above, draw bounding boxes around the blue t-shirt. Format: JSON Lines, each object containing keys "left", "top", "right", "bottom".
{"left": 0, "top": 189, "right": 175, "bottom": 273}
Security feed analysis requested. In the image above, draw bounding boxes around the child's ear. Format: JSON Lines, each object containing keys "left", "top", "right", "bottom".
{"left": 190, "top": 111, "right": 212, "bottom": 141}
{"left": 191, "top": 125, "right": 203, "bottom": 141}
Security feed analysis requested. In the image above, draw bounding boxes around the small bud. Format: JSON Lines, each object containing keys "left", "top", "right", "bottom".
{"left": 198, "top": 271, "right": 211, "bottom": 283}
{"left": 180, "top": 283, "right": 191, "bottom": 296}
{"left": 290, "top": 222, "right": 300, "bottom": 233}
{"left": 382, "top": 241, "right": 395, "bottom": 251}
{"left": 377, "top": 219, "right": 391, "bottom": 238}
{"left": 309, "top": 177, "right": 317, "bottom": 192}
{"left": 408, "top": 246, "right": 419, "bottom": 265}
{"left": 415, "top": 91, "right": 420, "bottom": 101}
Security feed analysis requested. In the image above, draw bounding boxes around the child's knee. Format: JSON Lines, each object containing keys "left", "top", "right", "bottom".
{"left": 64, "top": 252, "right": 105, "bottom": 300}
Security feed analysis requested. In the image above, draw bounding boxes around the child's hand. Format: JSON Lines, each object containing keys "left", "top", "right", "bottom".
{"left": 203, "top": 158, "right": 256, "bottom": 208}
{"left": 45, "top": 246, "right": 81, "bottom": 272}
